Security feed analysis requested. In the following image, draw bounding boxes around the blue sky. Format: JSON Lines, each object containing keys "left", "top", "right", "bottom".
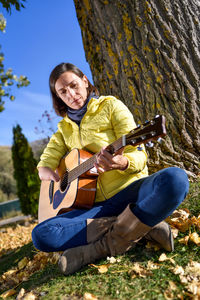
{"left": 0, "top": 0, "right": 93, "bottom": 145}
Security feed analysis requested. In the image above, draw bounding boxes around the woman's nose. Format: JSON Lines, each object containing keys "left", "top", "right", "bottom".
{"left": 67, "top": 87, "right": 76, "bottom": 98}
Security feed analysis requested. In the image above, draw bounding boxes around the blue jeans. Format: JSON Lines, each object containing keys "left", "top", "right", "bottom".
{"left": 32, "top": 167, "right": 189, "bottom": 252}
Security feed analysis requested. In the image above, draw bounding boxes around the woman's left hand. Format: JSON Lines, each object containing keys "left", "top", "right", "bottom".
{"left": 94, "top": 147, "right": 128, "bottom": 173}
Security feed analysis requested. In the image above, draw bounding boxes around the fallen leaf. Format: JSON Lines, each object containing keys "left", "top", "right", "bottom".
{"left": 171, "top": 227, "right": 179, "bottom": 239}
{"left": 16, "top": 288, "right": 25, "bottom": 300}
{"left": 190, "top": 216, "right": 200, "bottom": 231}
{"left": 168, "top": 281, "right": 177, "bottom": 291}
{"left": 189, "top": 232, "right": 200, "bottom": 246}
{"left": 187, "top": 282, "right": 200, "bottom": 296}
{"left": 164, "top": 289, "right": 174, "bottom": 300}
{"left": 172, "top": 265, "right": 185, "bottom": 276}
{"left": 0, "top": 289, "right": 16, "bottom": 298}
{"left": 166, "top": 209, "right": 191, "bottom": 232}
{"left": 170, "top": 209, "right": 190, "bottom": 219}
{"left": 107, "top": 256, "right": 116, "bottom": 263}
{"left": 169, "top": 217, "right": 191, "bottom": 232}
{"left": 129, "top": 262, "right": 152, "bottom": 278}
{"left": 179, "top": 235, "right": 189, "bottom": 245}
{"left": 90, "top": 263, "right": 110, "bottom": 273}
{"left": 84, "top": 292, "right": 98, "bottom": 300}
{"left": 18, "top": 257, "right": 29, "bottom": 270}
{"left": 23, "top": 291, "right": 37, "bottom": 300}
{"left": 48, "top": 252, "right": 60, "bottom": 264}
{"left": 147, "top": 261, "right": 160, "bottom": 270}
{"left": 145, "top": 241, "right": 161, "bottom": 251}
{"left": 158, "top": 253, "right": 175, "bottom": 264}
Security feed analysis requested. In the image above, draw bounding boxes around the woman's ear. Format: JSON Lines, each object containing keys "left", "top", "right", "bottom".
{"left": 83, "top": 75, "right": 89, "bottom": 88}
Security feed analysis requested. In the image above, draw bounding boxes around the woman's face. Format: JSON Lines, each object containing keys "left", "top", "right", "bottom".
{"left": 55, "top": 71, "right": 89, "bottom": 110}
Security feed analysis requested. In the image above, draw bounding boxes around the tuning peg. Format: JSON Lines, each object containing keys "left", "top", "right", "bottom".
{"left": 157, "top": 137, "right": 163, "bottom": 143}
{"left": 145, "top": 141, "right": 154, "bottom": 148}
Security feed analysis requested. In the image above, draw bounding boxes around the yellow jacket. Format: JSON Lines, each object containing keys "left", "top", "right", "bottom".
{"left": 38, "top": 96, "right": 148, "bottom": 202}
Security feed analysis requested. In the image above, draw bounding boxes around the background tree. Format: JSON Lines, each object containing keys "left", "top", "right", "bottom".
{"left": 12, "top": 124, "right": 40, "bottom": 216}
{"left": 0, "top": 146, "right": 17, "bottom": 201}
{"left": 0, "top": 0, "right": 29, "bottom": 112}
{"left": 74, "top": 0, "right": 200, "bottom": 178}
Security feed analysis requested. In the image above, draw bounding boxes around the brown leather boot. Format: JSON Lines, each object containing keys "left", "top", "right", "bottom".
{"left": 58, "top": 204, "right": 151, "bottom": 275}
{"left": 87, "top": 218, "right": 174, "bottom": 251}
{"left": 144, "top": 221, "right": 174, "bottom": 251}
{"left": 86, "top": 216, "right": 117, "bottom": 243}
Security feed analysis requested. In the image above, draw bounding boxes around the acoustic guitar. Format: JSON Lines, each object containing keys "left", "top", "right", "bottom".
{"left": 38, "top": 115, "right": 166, "bottom": 223}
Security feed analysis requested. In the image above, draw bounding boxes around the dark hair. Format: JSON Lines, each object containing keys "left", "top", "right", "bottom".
{"left": 49, "top": 62, "right": 99, "bottom": 117}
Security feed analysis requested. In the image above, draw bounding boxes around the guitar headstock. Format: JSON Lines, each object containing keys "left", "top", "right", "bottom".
{"left": 126, "top": 115, "right": 166, "bottom": 147}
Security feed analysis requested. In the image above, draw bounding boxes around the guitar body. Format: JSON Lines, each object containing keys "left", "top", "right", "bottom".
{"left": 38, "top": 148, "right": 98, "bottom": 223}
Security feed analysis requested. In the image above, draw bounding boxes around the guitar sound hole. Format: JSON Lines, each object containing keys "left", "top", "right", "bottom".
{"left": 60, "top": 171, "right": 69, "bottom": 192}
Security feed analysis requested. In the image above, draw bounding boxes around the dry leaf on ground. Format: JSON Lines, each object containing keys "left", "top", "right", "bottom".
{"left": 129, "top": 262, "right": 152, "bottom": 278}
{"left": 84, "top": 292, "right": 98, "bottom": 300}
{"left": 90, "top": 263, "right": 110, "bottom": 273}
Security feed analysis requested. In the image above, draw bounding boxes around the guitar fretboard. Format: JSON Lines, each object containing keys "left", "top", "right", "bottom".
{"left": 67, "top": 136, "right": 124, "bottom": 183}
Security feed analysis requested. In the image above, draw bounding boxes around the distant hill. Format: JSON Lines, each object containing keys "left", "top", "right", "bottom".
{"left": 30, "top": 138, "right": 48, "bottom": 161}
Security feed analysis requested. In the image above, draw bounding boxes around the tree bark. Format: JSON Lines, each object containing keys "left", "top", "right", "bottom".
{"left": 74, "top": 0, "right": 200, "bottom": 178}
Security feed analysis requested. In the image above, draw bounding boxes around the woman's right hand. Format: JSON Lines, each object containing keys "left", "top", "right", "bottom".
{"left": 38, "top": 167, "right": 60, "bottom": 182}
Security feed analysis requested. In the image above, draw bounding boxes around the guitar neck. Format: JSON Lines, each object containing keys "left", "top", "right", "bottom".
{"left": 65, "top": 115, "right": 166, "bottom": 183}
{"left": 68, "top": 136, "right": 124, "bottom": 182}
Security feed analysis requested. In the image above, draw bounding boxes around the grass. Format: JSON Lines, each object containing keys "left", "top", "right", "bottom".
{"left": 0, "top": 179, "right": 200, "bottom": 300}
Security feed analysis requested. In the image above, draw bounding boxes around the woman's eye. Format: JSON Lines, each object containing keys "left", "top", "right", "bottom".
{"left": 71, "top": 83, "right": 78, "bottom": 89}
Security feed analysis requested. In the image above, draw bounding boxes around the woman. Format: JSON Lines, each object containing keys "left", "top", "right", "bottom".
{"left": 32, "top": 62, "right": 189, "bottom": 275}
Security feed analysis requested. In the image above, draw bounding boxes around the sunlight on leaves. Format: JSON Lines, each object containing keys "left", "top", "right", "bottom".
{"left": 16, "top": 288, "right": 37, "bottom": 300}
{"left": 107, "top": 256, "right": 121, "bottom": 263}
{"left": 0, "top": 289, "right": 16, "bottom": 299}
{"left": 179, "top": 235, "right": 190, "bottom": 245}
{"left": 84, "top": 292, "right": 98, "bottom": 300}
{"left": 158, "top": 253, "right": 175, "bottom": 265}
{"left": 0, "top": 222, "right": 37, "bottom": 257}
{"left": 190, "top": 215, "right": 200, "bottom": 231}
{"left": 164, "top": 289, "right": 174, "bottom": 300}
{"left": 166, "top": 209, "right": 191, "bottom": 232}
{"left": 90, "top": 263, "right": 110, "bottom": 273}
{"left": 129, "top": 262, "right": 152, "bottom": 278}
{"left": 189, "top": 232, "right": 200, "bottom": 246}
{"left": 171, "top": 227, "right": 179, "bottom": 238}
{"left": 171, "top": 261, "right": 200, "bottom": 296}
{"left": 147, "top": 261, "right": 160, "bottom": 270}
{"left": 0, "top": 252, "right": 60, "bottom": 291}
{"left": 18, "top": 257, "right": 29, "bottom": 270}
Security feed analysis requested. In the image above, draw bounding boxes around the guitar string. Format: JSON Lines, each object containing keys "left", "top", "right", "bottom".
{"left": 62, "top": 137, "right": 123, "bottom": 186}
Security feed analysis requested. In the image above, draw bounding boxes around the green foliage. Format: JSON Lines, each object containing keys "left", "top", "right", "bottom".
{"left": 0, "top": 146, "right": 17, "bottom": 201}
{"left": 0, "top": 0, "right": 26, "bottom": 13}
{"left": 0, "top": 1, "right": 30, "bottom": 112}
{"left": 11, "top": 124, "right": 40, "bottom": 216}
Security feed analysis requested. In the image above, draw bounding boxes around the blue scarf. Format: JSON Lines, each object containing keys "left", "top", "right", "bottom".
{"left": 67, "top": 93, "right": 98, "bottom": 126}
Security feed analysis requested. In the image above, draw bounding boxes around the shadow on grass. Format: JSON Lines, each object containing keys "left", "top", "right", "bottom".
{"left": 0, "top": 242, "right": 62, "bottom": 296}
{"left": 0, "top": 242, "right": 35, "bottom": 275}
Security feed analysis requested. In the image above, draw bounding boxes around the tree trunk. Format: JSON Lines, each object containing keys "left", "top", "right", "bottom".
{"left": 74, "top": 0, "right": 200, "bottom": 178}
